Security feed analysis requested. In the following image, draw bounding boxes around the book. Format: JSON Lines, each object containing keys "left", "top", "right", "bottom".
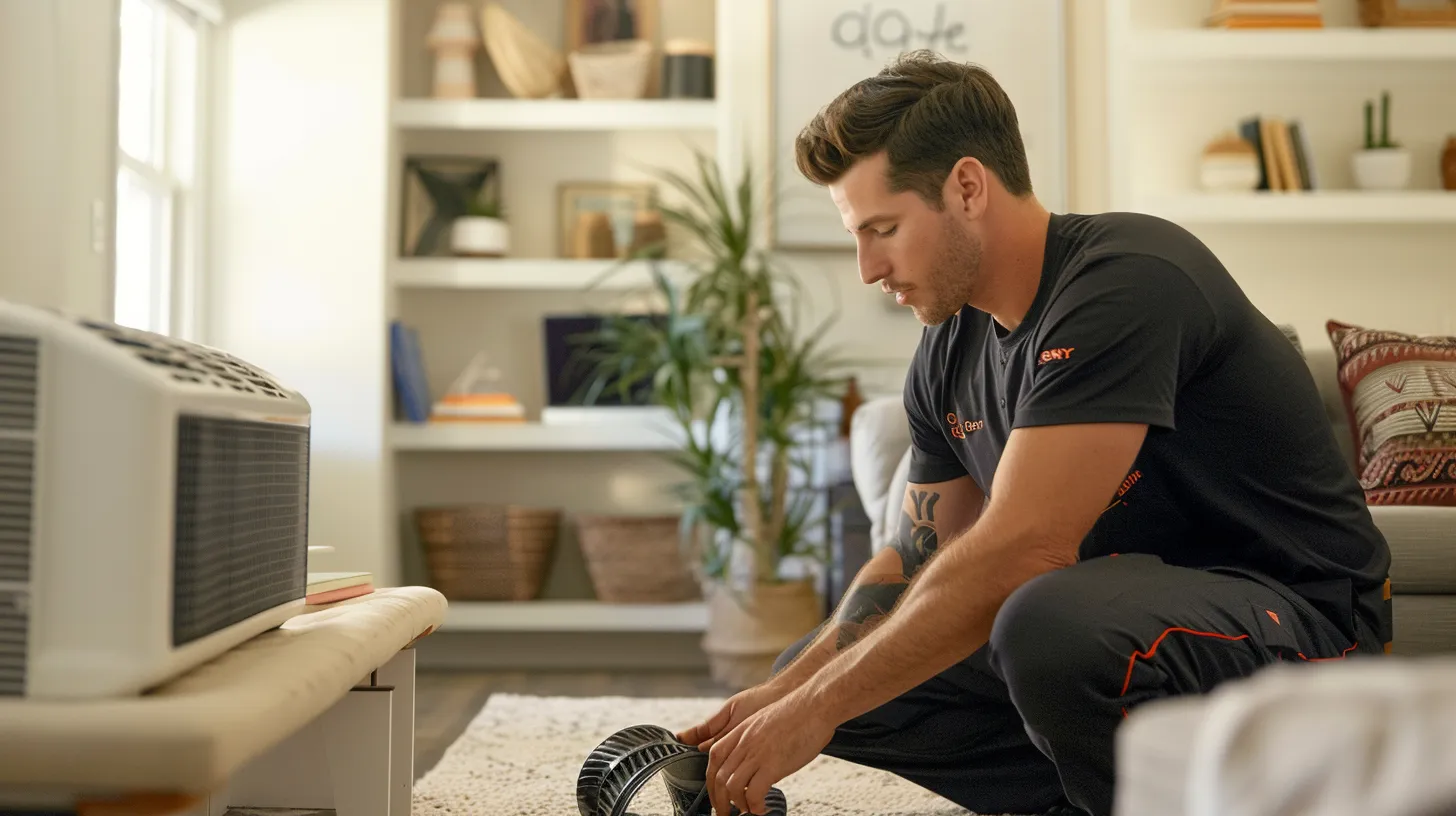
{"left": 390, "top": 321, "right": 431, "bottom": 423}
{"left": 306, "top": 571, "right": 375, "bottom": 604}
{"left": 1239, "top": 117, "right": 1269, "bottom": 191}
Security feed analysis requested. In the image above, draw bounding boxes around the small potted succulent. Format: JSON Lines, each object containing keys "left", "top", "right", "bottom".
{"left": 1353, "top": 90, "right": 1411, "bottom": 191}
{"left": 450, "top": 197, "right": 510, "bottom": 257}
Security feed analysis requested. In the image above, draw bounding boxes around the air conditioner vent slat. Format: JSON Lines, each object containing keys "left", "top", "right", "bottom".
{"left": 172, "top": 416, "right": 309, "bottom": 647}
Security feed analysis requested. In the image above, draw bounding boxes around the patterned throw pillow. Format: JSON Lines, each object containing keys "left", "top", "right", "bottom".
{"left": 1326, "top": 319, "right": 1456, "bottom": 506}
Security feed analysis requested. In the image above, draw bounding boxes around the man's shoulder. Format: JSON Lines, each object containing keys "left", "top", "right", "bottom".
{"left": 1047, "top": 211, "right": 1231, "bottom": 309}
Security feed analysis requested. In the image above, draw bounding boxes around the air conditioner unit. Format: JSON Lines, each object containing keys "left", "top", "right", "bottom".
{"left": 0, "top": 301, "right": 311, "bottom": 699}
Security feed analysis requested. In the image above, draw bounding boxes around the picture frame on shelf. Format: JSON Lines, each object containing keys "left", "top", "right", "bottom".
{"left": 1359, "top": 0, "right": 1456, "bottom": 26}
{"left": 400, "top": 155, "right": 501, "bottom": 257}
{"left": 557, "top": 181, "right": 657, "bottom": 259}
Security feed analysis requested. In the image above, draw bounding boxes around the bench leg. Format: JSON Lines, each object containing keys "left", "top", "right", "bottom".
{"left": 225, "top": 650, "right": 414, "bottom": 816}
{"left": 375, "top": 648, "right": 416, "bottom": 816}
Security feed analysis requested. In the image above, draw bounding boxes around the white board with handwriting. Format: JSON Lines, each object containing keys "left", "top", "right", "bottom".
{"left": 770, "top": 0, "right": 1067, "bottom": 249}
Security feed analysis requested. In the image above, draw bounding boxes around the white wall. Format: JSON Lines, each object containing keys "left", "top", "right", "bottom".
{"left": 210, "top": 0, "right": 394, "bottom": 582}
{"left": 0, "top": 0, "right": 118, "bottom": 320}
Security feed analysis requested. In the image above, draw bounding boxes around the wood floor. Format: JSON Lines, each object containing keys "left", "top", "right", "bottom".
{"left": 412, "top": 670, "right": 729, "bottom": 779}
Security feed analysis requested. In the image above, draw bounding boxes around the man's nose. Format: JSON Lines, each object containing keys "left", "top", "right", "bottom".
{"left": 858, "top": 244, "right": 889, "bottom": 286}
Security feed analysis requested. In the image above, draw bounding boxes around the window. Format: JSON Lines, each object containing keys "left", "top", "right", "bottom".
{"left": 114, "top": 0, "right": 212, "bottom": 339}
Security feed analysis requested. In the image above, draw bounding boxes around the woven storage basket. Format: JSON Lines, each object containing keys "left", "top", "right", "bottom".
{"left": 416, "top": 505, "right": 560, "bottom": 601}
{"left": 576, "top": 514, "right": 702, "bottom": 603}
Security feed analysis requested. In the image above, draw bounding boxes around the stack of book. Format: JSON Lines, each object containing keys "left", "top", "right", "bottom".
{"left": 429, "top": 348, "right": 525, "bottom": 423}
{"left": 1239, "top": 115, "right": 1318, "bottom": 192}
{"left": 1205, "top": 0, "right": 1324, "bottom": 28}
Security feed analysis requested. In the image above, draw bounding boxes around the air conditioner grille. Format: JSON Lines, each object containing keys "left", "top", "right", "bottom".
{"left": 172, "top": 416, "right": 309, "bottom": 647}
{"left": 0, "top": 591, "right": 25, "bottom": 696}
{"left": 79, "top": 320, "right": 288, "bottom": 400}
{"left": 0, "top": 439, "right": 33, "bottom": 585}
{"left": 0, "top": 336, "right": 37, "bottom": 431}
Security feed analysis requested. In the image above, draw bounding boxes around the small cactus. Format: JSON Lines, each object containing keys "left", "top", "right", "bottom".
{"left": 1364, "top": 90, "right": 1399, "bottom": 150}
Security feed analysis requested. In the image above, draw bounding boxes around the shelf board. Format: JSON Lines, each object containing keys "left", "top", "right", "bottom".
{"left": 1134, "top": 191, "right": 1456, "bottom": 223}
{"left": 441, "top": 600, "right": 708, "bottom": 632}
{"left": 392, "top": 98, "right": 718, "bottom": 131}
{"left": 391, "top": 257, "right": 680, "bottom": 290}
{"left": 391, "top": 420, "right": 683, "bottom": 452}
{"left": 1132, "top": 28, "right": 1456, "bottom": 62}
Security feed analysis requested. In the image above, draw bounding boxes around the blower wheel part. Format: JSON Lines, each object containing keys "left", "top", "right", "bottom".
{"left": 577, "top": 724, "right": 788, "bottom": 816}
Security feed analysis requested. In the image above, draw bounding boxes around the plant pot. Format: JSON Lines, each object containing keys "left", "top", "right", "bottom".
{"left": 702, "top": 578, "right": 822, "bottom": 691}
{"left": 1352, "top": 148, "right": 1412, "bottom": 191}
{"left": 450, "top": 216, "right": 509, "bottom": 257}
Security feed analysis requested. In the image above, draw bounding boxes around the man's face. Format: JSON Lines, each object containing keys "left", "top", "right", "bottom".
{"left": 830, "top": 152, "right": 982, "bottom": 326}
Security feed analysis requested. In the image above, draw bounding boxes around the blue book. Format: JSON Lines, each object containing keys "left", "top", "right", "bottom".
{"left": 390, "top": 320, "right": 431, "bottom": 423}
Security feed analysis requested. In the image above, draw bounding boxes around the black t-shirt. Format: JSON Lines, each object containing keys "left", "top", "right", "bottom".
{"left": 904, "top": 211, "right": 1392, "bottom": 642}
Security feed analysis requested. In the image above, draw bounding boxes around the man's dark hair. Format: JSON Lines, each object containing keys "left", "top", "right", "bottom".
{"left": 794, "top": 50, "right": 1033, "bottom": 207}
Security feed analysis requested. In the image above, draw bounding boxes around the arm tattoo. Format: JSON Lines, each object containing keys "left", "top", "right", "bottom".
{"left": 831, "top": 487, "right": 943, "bottom": 651}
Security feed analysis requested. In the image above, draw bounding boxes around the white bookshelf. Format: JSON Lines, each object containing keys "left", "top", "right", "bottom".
{"left": 390, "top": 421, "right": 684, "bottom": 452}
{"left": 1131, "top": 28, "right": 1456, "bottom": 62}
{"left": 1134, "top": 191, "right": 1456, "bottom": 223}
{"left": 391, "top": 257, "right": 684, "bottom": 290}
{"left": 441, "top": 601, "right": 708, "bottom": 632}
{"left": 392, "top": 98, "right": 719, "bottom": 131}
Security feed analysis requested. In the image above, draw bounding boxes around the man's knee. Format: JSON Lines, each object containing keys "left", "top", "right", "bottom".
{"left": 771, "top": 622, "right": 826, "bottom": 676}
{"left": 988, "top": 560, "right": 1115, "bottom": 688}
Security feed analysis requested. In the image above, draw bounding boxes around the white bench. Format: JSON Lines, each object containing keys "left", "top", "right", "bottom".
{"left": 0, "top": 586, "right": 448, "bottom": 816}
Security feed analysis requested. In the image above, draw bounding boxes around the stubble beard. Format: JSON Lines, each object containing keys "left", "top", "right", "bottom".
{"left": 912, "top": 219, "right": 982, "bottom": 327}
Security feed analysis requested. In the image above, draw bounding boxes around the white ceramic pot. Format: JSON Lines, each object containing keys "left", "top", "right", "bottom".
{"left": 450, "top": 216, "right": 509, "bottom": 257}
{"left": 1352, "top": 148, "right": 1412, "bottom": 191}
{"left": 1200, "top": 154, "right": 1261, "bottom": 192}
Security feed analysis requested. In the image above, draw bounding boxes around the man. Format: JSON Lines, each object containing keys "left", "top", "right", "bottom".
{"left": 675, "top": 50, "right": 1392, "bottom": 816}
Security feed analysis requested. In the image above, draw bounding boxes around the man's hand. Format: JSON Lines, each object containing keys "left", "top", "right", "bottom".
{"left": 705, "top": 692, "right": 836, "bottom": 816}
{"left": 676, "top": 682, "right": 784, "bottom": 752}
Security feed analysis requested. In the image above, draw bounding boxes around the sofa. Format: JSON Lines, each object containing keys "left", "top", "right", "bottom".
{"left": 846, "top": 328, "right": 1456, "bottom": 815}
{"left": 848, "top": 337, "right": 1456, "bottom": 656}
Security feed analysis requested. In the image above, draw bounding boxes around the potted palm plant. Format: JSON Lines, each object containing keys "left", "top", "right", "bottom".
{"left": 573, "top": 151, "right": 848, "bottom": 689}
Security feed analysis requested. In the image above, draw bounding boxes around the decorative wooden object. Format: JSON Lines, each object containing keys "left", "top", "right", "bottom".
{"left": 1358, "top": 0, "right": 1456, "bottom": 27}
{"left": 574, "top": 212, "right": 616, "bottom": 259}
{"left": 481, "top": 1, "right": 566, "bottom": 99}
{"left": 426, "top": 2, "right": 480, "bottom": 99}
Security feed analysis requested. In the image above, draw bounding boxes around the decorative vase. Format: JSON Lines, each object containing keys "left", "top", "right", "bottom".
{"left": 702, "top": 578, "right": 822, "bottom": 691}
{"left": 573, "top": 212, "right": 616, "bottom": 259}
{"left": 450, "top": 216, "right": 509, "bottom": 257}
{"left": 1442, "top": 136, "right": 1456, "bottom": 191}
{"left": 427, "top": 2, "right": 480, "bottom": 99}
{"left": 1352, "top": 147, "right": 1412, "bottom": 190}
{"left": 1198, "top": 132, "right": 1261, "bottom": 192}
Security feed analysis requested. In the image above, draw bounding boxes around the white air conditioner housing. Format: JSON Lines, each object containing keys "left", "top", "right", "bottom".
{"left": 0, "top": 301, "right": 311, "bottom": 699}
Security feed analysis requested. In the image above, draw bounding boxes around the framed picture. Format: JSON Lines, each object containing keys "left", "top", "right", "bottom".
{"left": 399, "top": 155, "right": 501, "bottom": 257}
{"left": 557, "top": 182, "right": 656, "bottom": 259}
{"left": 565, "top": 0, "right": 659, "bottom": 51}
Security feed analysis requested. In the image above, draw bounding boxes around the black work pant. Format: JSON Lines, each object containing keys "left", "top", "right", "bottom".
{"left": 771, "top": 553, "right": 1385, "bottom": 816}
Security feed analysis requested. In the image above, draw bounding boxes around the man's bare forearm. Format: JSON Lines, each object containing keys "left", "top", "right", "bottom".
{"left": 767, "top": 486, "right": 946, "bottom": 692}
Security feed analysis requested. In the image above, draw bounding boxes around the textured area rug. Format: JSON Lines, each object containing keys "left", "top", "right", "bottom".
{"left": 413, "top": 693, "right": 980, "bottom": 816}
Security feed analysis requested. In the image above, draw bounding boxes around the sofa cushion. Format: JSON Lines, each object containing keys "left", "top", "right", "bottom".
{"left": 848, "top": 397, "right": 911, "bottom": 553}
{"left": 1376, "top": 505, "right": 1456, "bottom": 593}
{"left": 1326, "top": 319, "right": 1456, "bottom": 506}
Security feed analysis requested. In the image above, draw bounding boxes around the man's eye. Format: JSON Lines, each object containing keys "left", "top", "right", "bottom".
{"left": 879, "top": 226, "right": 898, "bottom": 237}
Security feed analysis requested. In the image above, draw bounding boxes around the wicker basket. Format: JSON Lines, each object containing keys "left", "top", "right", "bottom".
{"left": 567, "top": 39, "right": 652, "bottom": 100}
{"left": 576, "top": 514, "right": 702, "bottom": 603}
{"left": 416, "top": 505, "right": 560, "bottom": 601}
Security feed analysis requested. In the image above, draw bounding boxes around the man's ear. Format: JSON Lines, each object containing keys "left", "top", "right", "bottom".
{"left": 944, "top": 157, "right": 988, "bottom": 220}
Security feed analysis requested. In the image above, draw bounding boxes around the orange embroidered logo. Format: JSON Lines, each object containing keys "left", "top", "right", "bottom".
{"left": 946, "top": 412, "right": 985, "bottom": 440}
{"left": 1100, "top": 469, "right": 1143, "bottom": 515}
{"left": 1266, "top": 610, "right": 1281, "bottom": 626}
{"left": 1038, "top": 347, "right": 1076, "bottom": 365}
